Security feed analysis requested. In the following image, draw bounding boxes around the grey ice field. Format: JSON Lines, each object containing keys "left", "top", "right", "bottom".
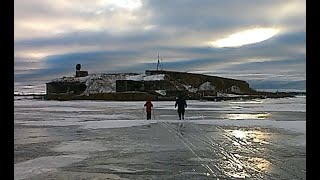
{"left": 14, "top": 96, "right": 306, "bottom": 179}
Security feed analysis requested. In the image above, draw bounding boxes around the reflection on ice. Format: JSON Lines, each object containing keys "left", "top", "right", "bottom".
{"left": 229, "top": 129, "right": 271, "bottom": 145}
{"left": 221, "top": 129, "right": 272, "bottom": 176}
{"left": 226, "top": 113, "right": 272, "bottom": 120}
{"left": 232, "top": 130, "right": 246, "bottom": 139}
{"left": 248, "top": 157, "right": 271, "bottom": 172}
{"left": 219, "top": 128, "right": 272, "bottom": 177}
{"left": 222, "top": 161, "right": 248, "bottom": 179}
{"left": 229, "top": 100, "right": 265, "bottom": 104}
{"left": 221, "top": 155, "right": 271, "bottom": 179}
{"left": 186, "top": 115, "right": 205, "bottom": 120}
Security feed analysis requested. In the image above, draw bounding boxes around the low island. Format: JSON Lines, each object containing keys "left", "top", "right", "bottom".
{"left": 45, "top": 68, "right": 297, "bottom": 101}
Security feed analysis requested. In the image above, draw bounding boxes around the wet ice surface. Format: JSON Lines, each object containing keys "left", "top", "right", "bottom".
{"left": 14, "top": 96, "right": 306, "bottom": 179}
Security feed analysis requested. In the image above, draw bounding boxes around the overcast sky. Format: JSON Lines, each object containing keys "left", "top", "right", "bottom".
{"left": 14, "top": 0, "right": 306, "bottom": 91}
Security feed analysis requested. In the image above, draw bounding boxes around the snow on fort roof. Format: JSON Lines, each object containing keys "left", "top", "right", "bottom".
{"left": 50, "top": 73, "right": 165, "bottom": 95}
{"left": 126, "top": 74, "right": 165, "bottom": 81}
{"left": 51, "top": 73, "right": 165, "bottom": 83}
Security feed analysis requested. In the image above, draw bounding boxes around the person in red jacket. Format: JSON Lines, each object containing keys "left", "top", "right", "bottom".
{"left": 144, "top": 96, "right": 153, "bottom": 120}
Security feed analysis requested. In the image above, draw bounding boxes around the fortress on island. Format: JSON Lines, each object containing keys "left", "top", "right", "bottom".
{"left": 45, "top": 63, "right": 294, "bottom": 101}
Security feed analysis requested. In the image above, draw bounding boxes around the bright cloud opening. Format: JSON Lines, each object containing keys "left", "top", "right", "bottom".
{"left": 115, "top": 0, "right": 142, "bottom": 9}
{"left": 209, "top": 28, "right": 280, "bottom": 48}
{"left": 100, "top": 0, "right": 142, "bottom": 10}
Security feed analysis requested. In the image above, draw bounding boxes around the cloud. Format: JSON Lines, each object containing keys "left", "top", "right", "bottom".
{"left": 209, "top": 28, "right": 280, "bottom": 48}
{"left": 14, "top": 0, "right": 306, "bottom": 91}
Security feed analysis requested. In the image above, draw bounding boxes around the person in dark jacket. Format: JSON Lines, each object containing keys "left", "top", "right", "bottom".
{"left": 144, "top": 96, "right": 153, "bottom": 120}
{"left": 175, "top": 95, "right": 187, "bottom": 120}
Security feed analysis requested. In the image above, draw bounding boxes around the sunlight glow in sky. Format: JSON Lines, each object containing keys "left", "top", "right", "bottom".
{"left": 100, "top": 0, "right": 142, "bottom": 10}
{"left": 114, "top": 0, "right": 142, "bottom": 10}
{"left": 210, "top": 28, "right": 280, "bottom": 48}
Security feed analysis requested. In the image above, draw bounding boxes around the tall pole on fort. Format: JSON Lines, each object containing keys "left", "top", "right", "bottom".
{"left": 157, "top": 54, "right": 160, "bottom": 71}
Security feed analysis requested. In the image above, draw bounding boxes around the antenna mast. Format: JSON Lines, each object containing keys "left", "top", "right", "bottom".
{"left": 157, "top": 54, "right": 160, "bottom": 71}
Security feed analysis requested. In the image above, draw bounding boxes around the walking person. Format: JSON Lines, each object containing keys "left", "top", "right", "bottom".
{"left": 175, "top": 95, "right": 187, "bottom": 120}
{"left": 144, "top": 96, "right": 153, "bottom": 120}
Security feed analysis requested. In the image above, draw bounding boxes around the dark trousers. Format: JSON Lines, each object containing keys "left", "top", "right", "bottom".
{"left": 178, "top": 110, "right": 185, "bottom": 120}
{"left": 147, "top": 112, "right": 151, "bottom": 120}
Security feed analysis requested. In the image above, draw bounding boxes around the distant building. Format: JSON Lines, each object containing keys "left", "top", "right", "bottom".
{"left": 76, "top": 71, "right": 88, "bottom": 77}
{"left": 75, "top": 63, "right": 88, "bottom": 77}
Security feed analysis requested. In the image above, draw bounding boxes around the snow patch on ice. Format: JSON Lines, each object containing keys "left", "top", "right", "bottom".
{"left": 24, "top": 107, "right": 102, "bottom": 112}
{"left": 97, "top": 165, "right": 140, "bottom": 173}
{"left": 53, "top": 141, "right": 107, "bottom": 153}
{"left": 14, "top": 119, "right": 83, "bottom": 127}
{"left": 14, "top": 155, "right": 87, "bottom": 180}
{"left": 81, "top": 120, "right": 154, "bottom": 129}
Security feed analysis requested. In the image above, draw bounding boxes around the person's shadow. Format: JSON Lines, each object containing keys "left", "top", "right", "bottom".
{"left": 177, "top": 122, "right": 185, "bottom": 135}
